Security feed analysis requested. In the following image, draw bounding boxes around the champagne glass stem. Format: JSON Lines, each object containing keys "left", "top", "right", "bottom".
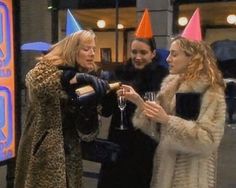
{"left": 120, "top": 109, "right": 124, "bottom": 129}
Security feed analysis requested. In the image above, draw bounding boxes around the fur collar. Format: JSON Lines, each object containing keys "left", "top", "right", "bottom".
{"left": 161, "top": 74, "right": 211, "bottom": 94}
{"left": 158, "top": 74, "right": 211, "bottom": 115}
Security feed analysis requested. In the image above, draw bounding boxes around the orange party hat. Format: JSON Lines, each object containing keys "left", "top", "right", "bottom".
{"left": 135, "top": 9, "right": 153, "bottom": 38}
{"left": 181, "top": 8, "right": 202, "bottom": 41}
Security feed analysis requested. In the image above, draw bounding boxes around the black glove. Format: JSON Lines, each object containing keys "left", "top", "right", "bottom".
{"left": 61, "top": 69, "right": 77, "bottom": 88}
{"left": 100, "top": 70, "right": 115, "bottom": 81}
{"left": 76, "top": 73, "right": 109, "bottom": 98}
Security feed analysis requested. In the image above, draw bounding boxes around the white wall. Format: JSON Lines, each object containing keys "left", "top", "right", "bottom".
{"left": 95, "top": 31, "right": 124, "bottom": 63}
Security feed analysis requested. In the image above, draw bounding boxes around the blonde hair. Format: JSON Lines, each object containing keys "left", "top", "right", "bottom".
{"left": 172, "top": 36, "right": 225, "bottom": 88}
{"left": 37, "top": 30, "right": 97, "bottom": 71}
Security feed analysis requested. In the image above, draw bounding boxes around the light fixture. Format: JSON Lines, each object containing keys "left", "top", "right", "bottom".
{"left": 47, "top": 6, "right": 53, "bottom": 10}
{"left": 178, "top": 17, "right": 188, "bottom": 26}
{"left": 97, "top": 20, "right": 106, "bottom": 28}
{"left": 47, "top": 0, "right": 57, "bottom": 10}
{"left": 117, "top": 24, "right": 124, "bottom": 29}
{"left": 227, "top": 14, "right": 236, "bottom": 24}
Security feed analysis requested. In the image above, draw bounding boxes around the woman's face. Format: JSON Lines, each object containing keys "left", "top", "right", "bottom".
{"left": 76, "top": 39, "right": 96, "bottom": 71}
{"left": 130, "top": 40, "right": 156, "bottom": 69}
{"left": 166, "top": 40, "right": 191, "bottom": 74}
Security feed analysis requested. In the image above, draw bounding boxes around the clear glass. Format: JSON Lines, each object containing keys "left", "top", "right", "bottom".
{"left": 144, "top": 91, "right": 157, "bottom": 137}
{"left": 116, "top": 89, "right": 128, "bottom": 130}
{"left": 144, "top": 92, "right": 156, "bottom": 102}
{"left": 118, "top": 96, "right": 126, "bottom": 111}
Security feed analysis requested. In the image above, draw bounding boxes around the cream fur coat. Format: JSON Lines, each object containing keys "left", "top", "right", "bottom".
{"left": 133, "top": 75, "right": 226, "bottom": 188}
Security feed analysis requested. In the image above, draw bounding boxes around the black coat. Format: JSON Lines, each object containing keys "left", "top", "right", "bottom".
{"left": 59, "top": 66, "right": 102, "bottom": 141}
{"left": 98, "top": 60, "right": 169, "bottom": 188}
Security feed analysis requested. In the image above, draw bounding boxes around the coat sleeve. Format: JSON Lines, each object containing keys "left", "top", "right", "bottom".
{"left": 26, "top": 61, "right": 62, "bottom": 103}
{"left": 133, "top": 88, "right": 226, "bottom": 156}
{"left": 99, "top": 91, "right": 117, "bottom": 117}
{"left": 132, "top": 107, "right": 161, "bottom": 142}
{"left": 164, "top": 88, "right": 226, "bottom": 156}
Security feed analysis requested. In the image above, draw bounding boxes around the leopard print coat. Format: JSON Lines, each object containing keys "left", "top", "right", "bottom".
{"left": 14, "top": 61, "right": 97, "bottom": 188}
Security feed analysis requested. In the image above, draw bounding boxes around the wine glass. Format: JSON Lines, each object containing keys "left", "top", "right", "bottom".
{"left": 144, "top": 91, "right": 157, "bottom": 137}
{"left": 116, "top": 89, "right": 128, "bottom": 130}
{"left": 144, "top": 92, "right": 156, "bottom": 102}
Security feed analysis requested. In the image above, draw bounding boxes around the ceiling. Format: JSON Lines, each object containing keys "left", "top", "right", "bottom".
{"left": 73, "top": 7, "right": 136, "bottom": 29}
{"left": 179, "top": 1, "right": 236, "bottom": 27}
{"left": 59, "top": 7, "right": 136, "bottom": 31}
{"left": 58, "top": 1, "right": 236, "bottom": 32}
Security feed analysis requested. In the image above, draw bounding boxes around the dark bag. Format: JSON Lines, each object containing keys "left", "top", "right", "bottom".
{"left": 176, "top": 92, "right": 201, "bottom": 120}
{"left": 81, "top": 138, "right": 121, "bottom": 164}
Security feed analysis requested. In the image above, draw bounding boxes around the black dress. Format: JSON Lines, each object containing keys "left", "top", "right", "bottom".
{"left": 98, "top": 59, "right": 169, "bottom": 188}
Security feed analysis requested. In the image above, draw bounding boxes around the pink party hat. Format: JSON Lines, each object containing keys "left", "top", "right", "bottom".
{"left": 181, "top": 8, "right": 202, "bottom": 41}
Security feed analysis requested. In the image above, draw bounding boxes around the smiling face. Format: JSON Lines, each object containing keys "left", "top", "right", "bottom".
{"left": 76, "top": 39, "right": 96, "bottom": 72}
{"left": 130, "top": 40, "right": 156, "bottom": 69}
{"left": 166, "top": 40, "right": 191, "bottom": 75}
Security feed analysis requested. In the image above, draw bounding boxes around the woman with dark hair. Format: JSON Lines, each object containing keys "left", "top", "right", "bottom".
{"left": 98, "top": 36, "right": 168, "bottom": 188}
{"left": 98, "top": 9, "right": 169, "bottom": 188}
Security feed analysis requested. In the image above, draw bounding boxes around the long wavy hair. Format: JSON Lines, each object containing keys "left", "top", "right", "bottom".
{"left": 37, "top": 30, "right": 97, "bottom": 72}
{"left": 172, "top": 36, "right": 225, "bottom": 88}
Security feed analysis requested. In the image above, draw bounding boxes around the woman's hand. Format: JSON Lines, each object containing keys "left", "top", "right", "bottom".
{"left": 70, "top": 76, "right": 77, "bottom": 84}
{"left": 144, "top": 101, "right": 170, "bottom": 125}
{"left": 61, "top": 69, "right": 77, "bottom": 86}
{"left": 117, "top": 84, "right": 144, "bottom": 109}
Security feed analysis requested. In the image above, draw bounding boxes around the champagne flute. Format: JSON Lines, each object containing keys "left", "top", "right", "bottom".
{"left": 144, "top": 91, "right": 157, "bottom": 137}
{"left": 116, "top": 89, "right": 128, "bottom": 130}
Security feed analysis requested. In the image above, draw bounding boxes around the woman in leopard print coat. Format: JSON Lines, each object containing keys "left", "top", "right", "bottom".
{"left": 14, "top": 30, "right": 108, "bottom": 188}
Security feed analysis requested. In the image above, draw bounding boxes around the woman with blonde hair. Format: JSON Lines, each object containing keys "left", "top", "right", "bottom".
{"left": 120, "top": 36, "right": 226, "bottom": 188}
{"left": 14, "top": 30, "right": 109, "bottom": 188}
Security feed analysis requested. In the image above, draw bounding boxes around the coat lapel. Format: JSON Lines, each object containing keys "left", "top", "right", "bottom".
{"left": 157, "top": 75, "right": 210, "bottom": 115}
